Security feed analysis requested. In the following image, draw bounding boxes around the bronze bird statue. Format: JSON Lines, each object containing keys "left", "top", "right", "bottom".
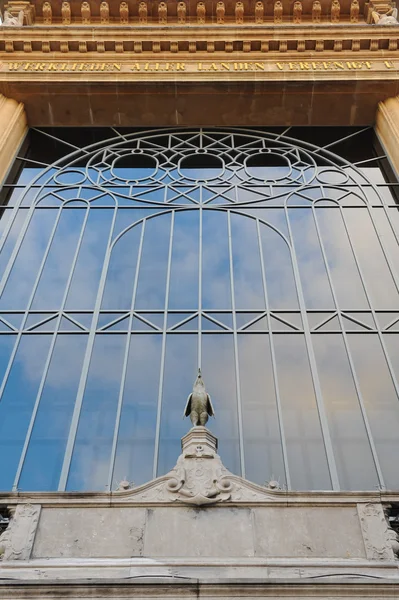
{"left": 183, "top": 369, "right": 215, "bottom": 427}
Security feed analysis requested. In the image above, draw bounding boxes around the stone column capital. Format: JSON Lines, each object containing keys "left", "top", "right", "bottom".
{"left": 376, "top": 96, "right": 399, "bottom": 177}
{"left": 0, "top": 94, "right": 28, "bottom": 186}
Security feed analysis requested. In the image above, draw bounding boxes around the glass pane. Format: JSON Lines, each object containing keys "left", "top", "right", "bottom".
{"left": 0, "top": 211, "right": 27, "bottom": 279}
{"left": 260, "top": 223, "right": 299, "bottom": 310}
{"left": 348, "top": 334, "right": 399, "bottom": 490}
{"left": 112, "top": 334, "right": 161, "bottom": 488}
{"left": 231, "top": 213, "right": 265, "bottom": 310}
{"left": 0, "top": 335, "right": 52, "bottom": 490}
{"left": 135, "top": 213, "right": 171, "bottom": 310}
{"left": 66, "top": 209, "right": 114, "bottom": 309}
{"left": 289, "top": 208, "right": 335, "bottom": 309}
{"left": 202, "top": 334, "right": 240, "bottom": 475}
{"left": 315, "top": 207, "right": 369, "bottom": 310}
{"left": 273, "top": 334, "right": 331, "bottom": 490}
{"left": 239, "top": 334, "right": 286, "bottom": 486}
{"left": 158, "top": 334, "right": 198, "bottom": 476}
{"left": 344, "top": 208, "right": 399, "bottom": 310}
{"left": 101, "top": 222, "right": 142, "bottom": 310}
{"left": 0, "top": 210, "right": 58, "bottom": 310}
{"left": 312, "top": 334, "right": 378, "bottom": 490}
{"left": 67, "top": 334, "right": 126, "bottom": 491}
{"left": 18, "top": 335, "right": 88, "bottom": 491}
{"left": 202, "top": 210, "right": 231, "bottom": 310}
{"left": 169, "top": 210, "right": 199, "bottom": 310}
{"left": 31, "top": 208, "right": 87, "bottom": 309}
{"left": 373, "top": 209, "right": 399, "bottom": 279}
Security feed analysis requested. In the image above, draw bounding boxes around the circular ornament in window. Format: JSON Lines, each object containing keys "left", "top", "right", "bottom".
{"left": 244, "top": 152, "right": 291, "bottom": 181}
{"left": 316, "top": 168, "right": 349, "bottom": 185}
{"left": 54, "top": 169, "right": 86, "bottom": 186}
{"left": 178, "top": 153, "right": 224, "bottom": 181}
{"left": 111, "top": 152, "right": 158, "bottom": 182}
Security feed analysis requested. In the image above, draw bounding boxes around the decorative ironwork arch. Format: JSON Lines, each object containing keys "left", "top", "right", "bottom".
{"left": 0, "top": 126, "right": 399, "bottom": 494}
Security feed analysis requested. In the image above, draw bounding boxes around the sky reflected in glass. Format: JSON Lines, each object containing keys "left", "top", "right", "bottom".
{"left": 0, "top": 127, "right": 398, "bottom": 492}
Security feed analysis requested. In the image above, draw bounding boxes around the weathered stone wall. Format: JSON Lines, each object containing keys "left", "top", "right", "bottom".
{"left": 31, "top": 504, "right": 366, "bottom": 559}
{"left": 0, "top": 426, "right": 398, "bottom": 586}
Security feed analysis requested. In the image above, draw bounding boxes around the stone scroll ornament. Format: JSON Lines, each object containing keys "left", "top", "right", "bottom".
{"left": 116, "top": 371, "right": 280, "bottom": 506}
{"left": 164, "top": 429, "right": 233, "bottom": 506}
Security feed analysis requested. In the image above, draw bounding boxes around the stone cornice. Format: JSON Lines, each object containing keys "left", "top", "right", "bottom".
{"left": 0, "top": 578, "right": 399, "bottom": 598}
{"left": 0, "top": 23, "right": 399, "bottom": 54}
{"left": 0, "top": 0, "right": 380, "bottom": 26}
{"left": 1, "top": 488, "right": 398, "bottom": 509}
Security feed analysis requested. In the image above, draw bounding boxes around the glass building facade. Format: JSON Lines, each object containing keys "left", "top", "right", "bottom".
{"left": 1, "top": 126, "right": 399, "bottom": 493}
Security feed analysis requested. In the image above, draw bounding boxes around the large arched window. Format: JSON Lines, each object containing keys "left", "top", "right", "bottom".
{"left": 0, "top": 126, "right": 399, "bottom": 492}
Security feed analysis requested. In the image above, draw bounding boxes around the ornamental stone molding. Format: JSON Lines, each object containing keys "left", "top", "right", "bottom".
{"left": 114, "top": 427, "right": 280, "bottom": 505}
{"left": 0, "top": 425, "right": 398, "bottom": 588}
{"left": 0, "top": 25, "right": 398, "bottom": 56}
{"left": 0, "top": 0, "right": 394, "bottom": 26}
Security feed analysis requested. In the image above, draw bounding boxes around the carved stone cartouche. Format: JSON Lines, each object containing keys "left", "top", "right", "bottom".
{"left": 164, "top": 427, "right": 232, "bottom": 506}
{"left": 114, "top": 426, "right": 281, "bottom": 506}
{"left": 0, "top": 504, "right": 41, "bottom": 561}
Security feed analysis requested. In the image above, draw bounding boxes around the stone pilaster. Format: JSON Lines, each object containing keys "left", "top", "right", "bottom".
{"left": 376, "top": 96, "right": 399, "bottom": 177}
{"left": 0, "top": 95, "right": 28, "bottom": 185}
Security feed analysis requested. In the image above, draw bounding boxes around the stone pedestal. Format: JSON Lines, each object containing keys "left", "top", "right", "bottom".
{"left": 167, "top": 426, "right": 232, "bottom": 506}
{"left": 181, "top": 426, "right": 218, "bottom": 455}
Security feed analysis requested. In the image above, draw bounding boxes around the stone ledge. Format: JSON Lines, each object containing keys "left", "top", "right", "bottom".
{"left": 0, "top": 577, "right": 399, "bottom": 599}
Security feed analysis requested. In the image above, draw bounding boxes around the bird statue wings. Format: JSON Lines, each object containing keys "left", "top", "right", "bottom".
{"left": 183, "top": 369, "right": 215, "bottom": 427}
